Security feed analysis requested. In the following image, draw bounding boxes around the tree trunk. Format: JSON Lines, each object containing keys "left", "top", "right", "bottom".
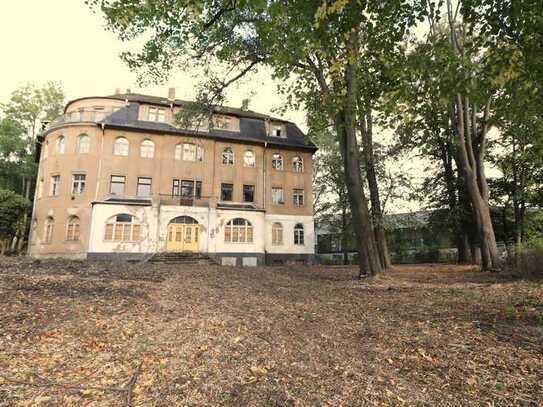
{"left": 333, "top": 59, "right": 382, "bottom": 277}
{"left": 453, "top": 95, "right": 500, "bottom": 270}
{"left": 341, "top": 206, "right": 349, "bottom": 265}
{"left": 359, "top": 110, "right": 391, "bottom": 270}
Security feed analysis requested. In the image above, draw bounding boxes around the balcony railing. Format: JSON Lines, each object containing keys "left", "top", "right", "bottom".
{"left": 158, "top": 194, "right": 214, "bottom": 208}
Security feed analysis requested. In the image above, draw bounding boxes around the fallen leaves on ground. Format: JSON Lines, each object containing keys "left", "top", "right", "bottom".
{"left": 0, "top": 257, "right": 542, "bottom": 406}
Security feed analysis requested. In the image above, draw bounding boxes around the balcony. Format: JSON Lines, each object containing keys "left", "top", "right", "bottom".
{"left": 158, "top": 194, "right": 214, "bottom": 208}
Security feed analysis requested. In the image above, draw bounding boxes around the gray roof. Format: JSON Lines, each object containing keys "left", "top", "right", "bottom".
{"left": 65, "top": 93, "right": 317, "bottom": 152}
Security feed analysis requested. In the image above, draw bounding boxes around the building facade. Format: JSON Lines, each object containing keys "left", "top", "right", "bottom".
{"left": 28, "top": 90, "right": 317, "bottom": 266}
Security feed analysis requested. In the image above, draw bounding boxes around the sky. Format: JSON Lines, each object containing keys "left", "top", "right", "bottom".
{"left": 0, "top": 0, "right": 305, "bottom": 124}
{"left": 0, "top": 0, "right": 424, "bottom": 213}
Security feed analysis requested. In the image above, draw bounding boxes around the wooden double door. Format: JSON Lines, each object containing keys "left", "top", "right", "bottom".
{"left": 166, "top": 217, "right": 199, "bottom": 252}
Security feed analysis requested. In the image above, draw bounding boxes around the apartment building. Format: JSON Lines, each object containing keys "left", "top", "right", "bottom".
{"left": 28, "top": 89, "right": 317, "bottom": 265}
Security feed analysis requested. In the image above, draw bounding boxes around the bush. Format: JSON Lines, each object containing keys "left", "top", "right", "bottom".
{"left": 0, "top": 189, "right": 30, "bottom": 249}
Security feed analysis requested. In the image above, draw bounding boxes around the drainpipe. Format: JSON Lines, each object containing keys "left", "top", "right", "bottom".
{"left": 95, "top": 123, "right": 105, "bottom": 201}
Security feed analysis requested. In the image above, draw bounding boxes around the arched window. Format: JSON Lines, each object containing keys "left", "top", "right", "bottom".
{"left": 170, "top": 216, "right": 198, "bottom": 224}
{"left": 271, "top": 153, "right": 283, "bottom": 170}
{"left": 224, "top": 218, "right": 253, "bottom": 243}
{"left": 77, "top": 134, "right": 90, "bottom": 154}
{"left": 44, "top": 217, "right": 54, "bottom": 243}
{"left": 243, "top": 150, "right": 255, "bottom": 167}
{"left": 272, "top": 222, "right": 283, "bottom": 245}
{"left": 222, "top": 147, "right": 234, "bottom": 165}
{"left": 66, "top": 216, "right": 80, "bottom": 241}
{"left": 140, "top": 139, "right": 154, "bottom": 158}
{"left": 56, "top": 136, "right": 65, "bottom": 154}
{"left": 294, "top": 223, "right": 304, "bottom": 245}
{"left": 113, "top": 137, "right": 129, "bottom": 156}
{"left": 104, "top": 214, "right": 141, "bottom": 242}
{"left": 292, "top": 156, "right": 304, "bottom": 172}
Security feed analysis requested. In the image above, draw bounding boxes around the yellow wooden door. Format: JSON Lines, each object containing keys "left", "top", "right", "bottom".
{"left": 166, "top": 224, "right": 199, "bottom": 252}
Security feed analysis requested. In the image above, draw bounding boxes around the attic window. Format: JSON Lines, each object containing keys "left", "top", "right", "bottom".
{"left": 270, "top": 125, "right": 284, "bottom": 137}
{"left": 214, "top": 115, "right": 232, "bottom": 130}
{"left": 148, "top": 107, "right": 166, "bottom": 122}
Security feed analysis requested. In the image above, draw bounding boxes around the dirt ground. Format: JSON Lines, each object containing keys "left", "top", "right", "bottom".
{"left": 0, "top": 257, "right": 542, "bottom": 406}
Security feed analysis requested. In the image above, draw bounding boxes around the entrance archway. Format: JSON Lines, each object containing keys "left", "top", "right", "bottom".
{"left": 166, "top": 216, "right": 199, "bottom": 252}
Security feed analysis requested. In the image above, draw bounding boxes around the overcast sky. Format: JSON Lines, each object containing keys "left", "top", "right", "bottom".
{"left": 0, "top": 0, "right": 424, "bottom": 213}
{"left": 0, "top": 0, "right": 305, "bottom": 124}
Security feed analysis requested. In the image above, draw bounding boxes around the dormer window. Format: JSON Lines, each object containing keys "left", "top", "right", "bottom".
{"left": 270, "top": 124, "right": 284, "bottom": 138}
{"left": 148, "top": 107, "right": 166, "bottom": 122}
{"left": 214, "top": 115, "right": 232, "bottom": 130}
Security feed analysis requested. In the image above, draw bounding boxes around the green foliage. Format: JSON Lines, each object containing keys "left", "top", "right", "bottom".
{"left": 523, "top": 211, "right": 543, "bottom": 248}
{"left": 0, "top": 82, "right": 65, "bottom": 195}
{"left": 0, "top": 189, "right": 30, "bottom": 240}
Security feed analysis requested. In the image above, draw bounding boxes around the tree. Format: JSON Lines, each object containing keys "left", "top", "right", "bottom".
{"left": 90, "top": 0, "right": 423, "bottom": 276}
{"left": 0, "top": 82, "right": 65, "bottom": 249}
{"left": 0, "top": 189, "right": 30, "bottom": 255}
{"left": 313, "top": 148, "right": 352, "bottom": 265}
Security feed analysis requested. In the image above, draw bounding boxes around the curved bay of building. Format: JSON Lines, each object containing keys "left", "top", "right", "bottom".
{"left": 29, "top": 93, "right": 316, "bottom": 266}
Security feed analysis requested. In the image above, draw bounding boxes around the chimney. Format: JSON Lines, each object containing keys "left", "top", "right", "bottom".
{"left": 168, "top": 87, "right": 176, "bottom": 100}
{"left": 241, "top": 98, "right": 250, "bottom": 111}
{"left": 114, "top": 88, "right": 121, "bottom": 96}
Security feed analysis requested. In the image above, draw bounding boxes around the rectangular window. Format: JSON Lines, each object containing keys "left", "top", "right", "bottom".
{"left": 148, "top": 107, "right": 165, "bottom": 122}
{"left": 181, "top": 180, "right": 194, "bottom": 197}
{"left": 214, "top": 115, "right": 232, "bottom": 129}
{"left": 157, "top": 108, "right": 165, "bottom": 122}
{"left": 137, "top": 177, "right": 152, "bottom": 197}
{"left": 72, "top": 174, "right": 86, "bottom": 195}
{"left": 243, "top": 184, "right": 255, "bottom": 203}
{"left": 271, "top": 187, "right": 284, "bottom": 205}
{"left": 293, "top": 189, "right": 304, "bottom": 206}
{"left": 195, "top": 181, "right": 202, "bottom": 199}
{"left": 172, "top": 179, "right": 180, "bottom": 196}
{"left": 221, "top": 183, "right": 233, "bottom": 201}
{"left": 110, "top": 175, "right": 126, "bottom": 195}
{"left": 50, "top": 175, "right": 60, "bottom": 196}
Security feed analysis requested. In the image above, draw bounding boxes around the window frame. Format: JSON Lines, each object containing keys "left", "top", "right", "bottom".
{"left": 104, "top": 214, "right": 141, "bottom": 242}
{"left": 243, "top": 184, "right": 255, "bottom": 203}
{"left": 136, "top": 177, "right": 152, "bottom": 197}
{"left": 44, "top": 217, "right": 54, "bottom": 244}
{"left": 243, "top": 150, "right": 256, "bottom": 167}
{"left": 66, "top": 216, "right": 81, "bottom": 241}
{"left": 272, "top": 222, "right": 283, "bottom": 246}
{"left": 76, "top": 134, "right": 90, "bottom": 154}
{"left": 224, "top": 218, "right": 253, "bottom": 243}
{"left": 294, "top": 223, "right": 305, "bottom": 246}
{"left": 292, "top": 156, "right": 304, "bottom": 172}
{"left": 110, "top": 175, "right": 126, "bottom": 195}
{"left": 113, "top": 137, "right": 129, "bottom": 156}
{"left": 71, "top": 174, "right": 86, "bottom": 195}
{"left": 271, "top": 186, "right": 284, "bottom": 205}
{"left": 140, "top": 139, "right": 155, "bottom": 159}
{"left": 56, "top": 136, "right": 65, "bottom": 155}
{"left": 222, "top": 147, "right": 234, "bottom": 165}
{"left": 293, "top": 188, "right": 304, "bottom": 207}
{"left": 221, "top": 183, "right": 234, "bottom": 201}
{"left": 271, "top": 153, "right": 283, "bottom": 170}
{"left": 50, "top": 175, "right": 60, "bottom": 196}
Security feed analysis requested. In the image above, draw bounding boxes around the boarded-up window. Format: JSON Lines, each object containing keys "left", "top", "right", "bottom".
{"left": 224, "top": 218, "right": 253, "bottom": 243}
{"left": 104, "top": 214, "right": 141, "bottom": 242}
{"left": 272, "top": 222, "right": 283, "bottom": 245}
